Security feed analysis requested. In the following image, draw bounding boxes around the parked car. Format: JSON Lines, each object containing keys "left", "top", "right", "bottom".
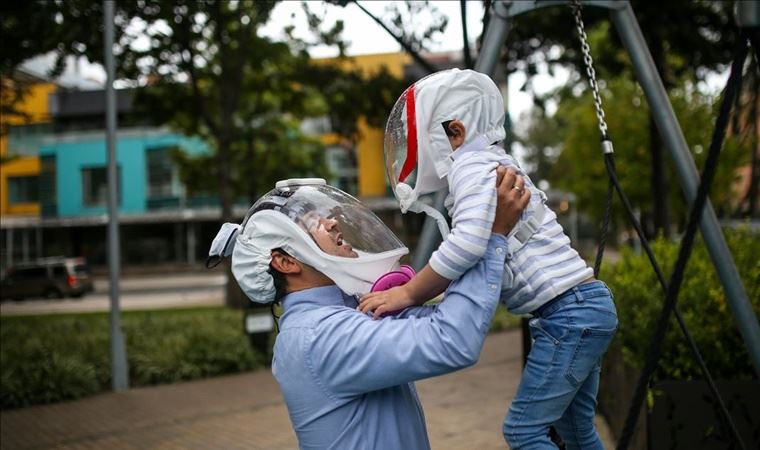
{"left": 0, "top": 257, "right": 94, "bottom": 300}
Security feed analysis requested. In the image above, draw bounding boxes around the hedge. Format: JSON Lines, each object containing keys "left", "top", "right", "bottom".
{"left": 1, "top": 299, "right": 521, "bottom": 410}
{"left": 604, "top": 227, "right": 759, "bottom": 380}
{"left": 1, "top": 307, "right": 261, "bottom": 409}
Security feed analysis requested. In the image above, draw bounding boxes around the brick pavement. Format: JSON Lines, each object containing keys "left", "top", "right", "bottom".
{"left": 1, "top": 330, "right": 614, "bottom": 449}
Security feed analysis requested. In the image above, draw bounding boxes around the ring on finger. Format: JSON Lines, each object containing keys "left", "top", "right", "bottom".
{"left": 511, "top": 185, "right": 524, "bottom": 192}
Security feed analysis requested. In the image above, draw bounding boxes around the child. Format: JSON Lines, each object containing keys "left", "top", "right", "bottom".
{"left": 360, "top": 68, "right": 617, "bottom": 449}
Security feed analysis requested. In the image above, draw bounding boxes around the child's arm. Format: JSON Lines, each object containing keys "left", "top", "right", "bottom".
{"left": 359, "top": 166, "right": 529, "bottom": 319}
{"left": 358, "top": 264, "right": 449, "bottom": 319}
{"left": 428, "top": 157, "right": 499, "bottom": 281}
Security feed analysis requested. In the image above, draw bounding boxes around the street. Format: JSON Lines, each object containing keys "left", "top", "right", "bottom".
{"left": 0, "top": 273, "right": 226, "bottom": 316}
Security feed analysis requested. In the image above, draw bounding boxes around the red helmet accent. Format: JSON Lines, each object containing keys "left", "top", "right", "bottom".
{"left": 398, "top": 84, "right": 417, "bottom": 183}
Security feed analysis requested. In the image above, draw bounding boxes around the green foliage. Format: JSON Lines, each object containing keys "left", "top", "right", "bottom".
{"left": 489, "top": 304, "right": 522, "bottom": 333}
{"left": 2, "top": 1, "right": 408, "bottom": 217}
{"left": 1, "top": 307, "right": 259, "bottom": 409}
{"left": 518, "top": 75, "right": 749, "bottom": 226}
{"left": 118, "top": 1, "right": 409, "bottom": 213}
{"left": 169, "top": 116, "right": 331, "bottom": 199}
{"left": 504, "top": 1, "right": 738, "bottom": 95}
{"left": 604, "top": 227, "right": 760, "bottom": 380}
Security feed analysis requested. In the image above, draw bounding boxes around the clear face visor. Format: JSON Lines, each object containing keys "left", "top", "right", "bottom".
{"left": 245, "top": 182, "right": 406, "bottom": 259}
{"left": 384, "top": 85, "right": 418, "bottom": 196}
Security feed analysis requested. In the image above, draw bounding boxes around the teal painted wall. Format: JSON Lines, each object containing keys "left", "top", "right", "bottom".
{"left": 40, "top": 132, "right": 208, "bottom": 217}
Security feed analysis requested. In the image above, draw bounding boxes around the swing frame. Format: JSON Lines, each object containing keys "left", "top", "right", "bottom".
{"left": 413, "top": 0, "right": 760, "bottom": 379}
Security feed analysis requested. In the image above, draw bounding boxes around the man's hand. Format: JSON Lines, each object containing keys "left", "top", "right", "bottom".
{"left": 359, "top": 285, "right": 416, "bottom": 320}
{"left": 492, "top": 166, "right": 531, "bottom": 235}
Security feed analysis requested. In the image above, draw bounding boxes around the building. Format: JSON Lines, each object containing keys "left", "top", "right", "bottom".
{"left": 1, "top": 71, "right": 57, "bottom": 267}
{"left": 1, "top": 72, "right": 57, "bottom": 217}
{"left": 1, "top": 51, "right": 471, "bottom": 271}
{"left": 1, "top": 84, "right": 227, "bottom": 270}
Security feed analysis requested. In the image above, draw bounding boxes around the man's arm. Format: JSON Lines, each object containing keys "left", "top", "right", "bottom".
{"left": 311, "top": 169, "right": 530, "bottom": 397}
{"left": 312, "top": 234, "right": 509, "bottom": 398}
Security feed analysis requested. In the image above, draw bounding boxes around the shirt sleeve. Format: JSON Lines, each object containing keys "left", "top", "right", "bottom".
{"left": 309, "top": 234, "right": 509, "bottom": 398}
{"left": 429, "top": 154, "right": 499, "bottom": 280}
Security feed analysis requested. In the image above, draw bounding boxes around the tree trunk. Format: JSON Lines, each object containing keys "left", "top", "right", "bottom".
{"left": 743, "top": 67, "right": 759, "bottom": 218}
{"left": 648, "top": 40, "right": 671, "bottom": 238}
{"left": 216, "top": 133, "right": 244, "bottom": 309}
{"left": 649, "top": 113, "right": 671, "bottom": 238}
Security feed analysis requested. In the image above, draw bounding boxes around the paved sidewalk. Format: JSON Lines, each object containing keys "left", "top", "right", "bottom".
{"left": 1, "top": 330, "right": 614, "bottom": 449}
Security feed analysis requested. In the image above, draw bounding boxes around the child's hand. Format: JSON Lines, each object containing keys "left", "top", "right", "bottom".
{"left": 359, "top": 286, "right": 416, "bottom": 320}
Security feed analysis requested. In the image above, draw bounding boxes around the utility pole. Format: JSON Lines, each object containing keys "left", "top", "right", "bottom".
{"left": 104, "top": 0, "right": 129, "bottom": 391}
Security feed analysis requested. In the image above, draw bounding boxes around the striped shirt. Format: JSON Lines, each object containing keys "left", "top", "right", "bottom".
{"left": 429, "top": 139, "right": 593, "bottom": 314}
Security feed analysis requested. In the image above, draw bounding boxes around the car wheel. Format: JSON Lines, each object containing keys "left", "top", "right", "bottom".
{"left": 44, "top": 288, "right": 63, "bottom": 299}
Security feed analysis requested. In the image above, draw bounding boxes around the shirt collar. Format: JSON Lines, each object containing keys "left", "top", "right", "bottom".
{"left": 281, "top": 285, "right": 358, "bottom": 311}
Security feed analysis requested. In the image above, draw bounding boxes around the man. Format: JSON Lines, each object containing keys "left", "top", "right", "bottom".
{"left": 212, "top": 168, "right": 529, "bottom": 449}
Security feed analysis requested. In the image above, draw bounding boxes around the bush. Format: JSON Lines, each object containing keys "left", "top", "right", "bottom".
{"left": 604, "top": 227, "right": 759, "bottom": 380}
{"left": 1, "top": 307, "right": 261, "bottom": 409}
{"left": 489, "top": 304, "right": 522, "bottom": 333}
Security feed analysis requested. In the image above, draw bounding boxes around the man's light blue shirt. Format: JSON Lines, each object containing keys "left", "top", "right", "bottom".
{"left": 272, "top": 234, "right": 509, "bottom": 450}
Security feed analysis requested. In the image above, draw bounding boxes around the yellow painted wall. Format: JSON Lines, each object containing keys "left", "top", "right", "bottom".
{"left": 0, "top": 80, "right": 56, "bottom": 216}
{"left": 0, "top": 157, "right": 41, "bottom": 215}
{"left": 356, "top": 117, "right": 388, "bottom": 197}
{"left": 316, "top": 53, "right": 410, "bottom": 198}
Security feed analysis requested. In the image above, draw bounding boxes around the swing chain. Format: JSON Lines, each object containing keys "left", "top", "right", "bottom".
{"left": 570, "top": 0, "right": 612, "bottom": 153}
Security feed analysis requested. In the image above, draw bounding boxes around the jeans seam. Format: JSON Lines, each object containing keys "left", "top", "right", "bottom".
{"left": 510, "top": 328, "right": 563, "bottom": 445}
{"left": 569, "top": 402, "right": 581, "bottom": 449}
{"left": 533, "top": 319, "right": 560, "bottom": 344}
{"left": 565, "top": 327, "right": 616, "bottom": 386}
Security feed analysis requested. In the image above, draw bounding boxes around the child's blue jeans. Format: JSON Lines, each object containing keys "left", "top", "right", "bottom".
{"left": 504, "top": 281, "right": 617, "bottom": 449}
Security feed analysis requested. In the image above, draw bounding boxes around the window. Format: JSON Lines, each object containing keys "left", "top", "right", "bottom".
{"left": 82, "top": 167, "right": 121, "bottom": 207}
{"left": 7, "top": 123, "right": 52, "bottom": 157}
{"left": 300, "top": 116, "right": 332, "bottom": 135}
{"left": 15, "top": 267, "right": 47, "bottom": 279}
{"left": 146, "top": 147, "right": 175, "bottom": 197}
{"left": 8, "top": 176, "right": 39, "bottom": 204}
{"left": 325, "top": 146, "right": 358, "bottom": 195}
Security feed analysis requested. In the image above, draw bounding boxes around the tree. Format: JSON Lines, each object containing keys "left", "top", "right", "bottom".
{"left": 517, "top": 74, "right": 749, "bottom": 232}
{"left": 1, "top": 0, "right": 409, "bottom": 307}
{"left": 502, "top": 0, "right": 741, "bottom": 237}
{"left": 1, "top": 1, "right": 118, "bottom": 135}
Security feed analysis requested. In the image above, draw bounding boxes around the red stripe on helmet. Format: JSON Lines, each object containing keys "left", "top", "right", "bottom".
{"left": 398, "top": 84, "right": 417, "bottom": 183}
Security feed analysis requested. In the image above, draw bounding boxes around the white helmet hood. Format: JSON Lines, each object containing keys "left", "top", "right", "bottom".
{"left": 384, "top": 69, "right": 506, "bottom": 213}
{"left": 229, "top": 179, "right": 408, "bottom": 303}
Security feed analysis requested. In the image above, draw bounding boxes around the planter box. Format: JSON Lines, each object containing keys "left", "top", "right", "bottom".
{"left": 599, "top": 342, "right": 760, "bottom": 449}
{"left": 599, "top": 342, "right": 648, "bottom": 450}
{"left": 649, "top": 380, "right": 760, "bottom": 449}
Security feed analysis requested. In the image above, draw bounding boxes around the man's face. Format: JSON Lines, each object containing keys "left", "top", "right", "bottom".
{"left": 305, "top": 215, "right": 359, "bottom": 258}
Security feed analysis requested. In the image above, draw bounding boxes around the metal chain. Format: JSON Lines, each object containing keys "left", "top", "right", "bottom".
{"left": 570, "top": 0, "right": 610, "bottom": 140}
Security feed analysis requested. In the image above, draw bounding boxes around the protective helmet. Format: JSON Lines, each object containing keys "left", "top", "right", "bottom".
{"left": 384, "top": 69, "right": 506, "bottom": 217}
{"left": 209, "top": 179, "right": 408, "bottom": 303}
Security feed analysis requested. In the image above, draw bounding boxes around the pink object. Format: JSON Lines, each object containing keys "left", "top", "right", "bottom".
{"left": 370, "top": 265, "right": 416, "bottom": 292}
